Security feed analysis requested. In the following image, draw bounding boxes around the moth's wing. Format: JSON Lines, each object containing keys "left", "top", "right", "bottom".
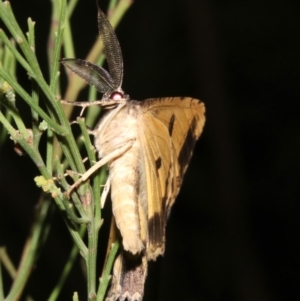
{"left": 138, "top": 97, "right": 205, "bottom": 260}
{"left": 143, "top": 97, "right": 205, "bottom": 208}
{"left": 138, "top": 110, "right": 173, "bottom": 260}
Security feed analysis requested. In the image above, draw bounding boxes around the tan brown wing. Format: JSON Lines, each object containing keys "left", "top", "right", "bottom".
{"left": 138, "top": 97, "right": 206, "bottom": 260}
{"left": 150, "top": 97, "right": 206, "bottom": 204}
{"left": 138, "top": 110, "right": 173, "bottom": 259}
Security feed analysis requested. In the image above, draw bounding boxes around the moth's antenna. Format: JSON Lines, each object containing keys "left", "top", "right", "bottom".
{"left": 97, "top": 1, "right": 123, "bottom": 90}
{"left": 60, "top": 58, "right": 116, "bottom": 93}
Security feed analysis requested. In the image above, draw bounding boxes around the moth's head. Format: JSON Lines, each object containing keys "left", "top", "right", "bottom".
{"left": 103, "top": 88, "right": 129, "bottom": 104}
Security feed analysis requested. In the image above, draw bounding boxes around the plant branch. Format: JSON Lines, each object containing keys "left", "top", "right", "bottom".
{"left": 97, "top": 240, "right": 120, "bottom": 301}
{"left": 47, "top": 226, "right": 86, "bottom": 301}
{"left": 0, "top": 247, "right": 17, "bottom": 279}
{"left": 5, "top": 199, "right": 52, "bottom": 301}
{"left": 0, "top": 261, "right": 3, "bottom": 301}
{"left": 0, "top": 29, "right": 33, "bottom": 75}
{"left": 49, "top": 0, "right": 67, "bottom": 94}
{"left": 0, "top": 66, "right": 66, "bottom": 134}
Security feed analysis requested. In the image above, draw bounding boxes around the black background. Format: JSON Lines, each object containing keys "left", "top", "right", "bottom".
{"left": 0, "top": 0, "right": 299, "bottom": 300}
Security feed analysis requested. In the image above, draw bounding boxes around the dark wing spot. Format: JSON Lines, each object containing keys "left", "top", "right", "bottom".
{"left": 176, "top": 176, "right": 182, "bottom": 190}
{"left": 168, "top": 114, "right": 175, "bottom": 136}
{"left": 148, "top": 163, "right": 172, "bottom": 248}
{"left": 148, "top": 213, "right": 164, "bottom": 246}
{"left": 178, "top": 116, "right": 198, "bottom": 176}
{"left": 155, "top": 157, "right": 162, "bottom": 177}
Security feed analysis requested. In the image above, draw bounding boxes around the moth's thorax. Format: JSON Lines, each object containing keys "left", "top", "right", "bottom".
{"left": 93, "top": 101, "right": 141, "bottom": 159}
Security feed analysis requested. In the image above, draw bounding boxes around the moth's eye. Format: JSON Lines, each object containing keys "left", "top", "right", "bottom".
{"left": 110, "top": 91, "right": 124, "bottom": 100}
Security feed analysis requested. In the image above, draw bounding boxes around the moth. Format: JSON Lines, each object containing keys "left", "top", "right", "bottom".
{"left": 61, "top": 2, "right": 205, "bottom": 301}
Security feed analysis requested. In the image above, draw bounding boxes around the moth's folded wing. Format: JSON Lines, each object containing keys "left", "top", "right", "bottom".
{"left": 138, "top": 110, "right": 173, "bottom": 260}
{"left": 138, "top": 97, "right": 205, "bottom": 260}
{"left": 143, "top": 97, "right": 206, "bottom": 208}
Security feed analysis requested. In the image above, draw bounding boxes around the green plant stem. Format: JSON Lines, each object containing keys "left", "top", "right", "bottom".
{"left": 66, "top": 222, "right": 88, "bottom": 259}
{"left": 47, "top": 0, "right": 88, "bottom": 176}
{"left": 0, "top": 39, "right": 16, "bottom": 145}
{"left": 0, "top": 109, "right": 16, "bottom": 135}
{"left": 5, "top": 40, "right": 16, "bottom": 76}
{"left": 1, "top": 110, "right": 87, "bottom": 258}
{"left": 47, "top": 226, "right": 86, "bottom": 301}
{"left": 54, "top": 157, "right": 90, "bottom": 223}
{"left": 77, "top": 116, "right": 103, "bottom": 223}
{"left": 0, "top": 41, "right": 3, "bottom": 61}
{"left": 0, "top": 2, "right": 45, "bottom": 83}
{"left": 45, "top": 0, "right": 88, "bottom": 176}
{"left": 46, "top": 128, "right": 54, "bottom": 174}
{"left": 82, "top": 119, "right": 106, "bottom": 253}
{"left": 26, "top": 18, "right": 35, "bottom": 49}
{"left": 11, "top": 130, "right": 47, "bottom": 176}
{"left": 108, "top": 0, "right": 118, "bottom": 16}
{"left": 77, "top": 118, "right": 96, "bottom": 166}
{"left": 77, "top": 117, "right": 105, "bottom": 300}
{"left": 0, "top": 110, "right": 11, "bottom": 145}
{"left": 87, "top": 222, "right": 97, "bottom": 300}
{"left": 63, "top": 0, "right": 75, "bottom": 59}
{"left": 0, "top": 247, "right": 17, "bottom": 279}
{"left": 47, "top": 0, "right": 60, "bottom": 69}
{"left": 72, "top": 292, "right": 79, "bottom": 301}
{"left": 97, "top": 241, "right": 120, "bottom": 301}
{"left": 0, "top": 1, "right": 133, "bottom": 300}
{"left": 45, "top": 0, "right": 90, "bottom": 178}
{"left": 0, "top": 29, "right": 33, "bottom": 75}
{"left": 5, "top": 199, "right": 52, "bottom": 301}
{"left": 61, "top": 194, "right": 90, "bottom": 224}
{"left": 1, "top": 95, "right": 29, "bottom": 140}
{"left": 0, "top": 66, "right": 66, "bottom": 134}
{"left": 0, "top": 261, "right": 4, "bottom": 301}
{"left": 50, "top": 0, "right": 67, "bottom": 94}
{"left": 67, "top": 0, "right": 79, "bottom": 18}
{"left": 0, "top": 1, "right": 72, "bottom": 138}
{"left": 30, "top": 81, "right": 40, "bottom": 140}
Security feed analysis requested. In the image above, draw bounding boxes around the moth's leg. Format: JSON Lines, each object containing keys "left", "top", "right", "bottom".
{"left": 52, "top": 157, "right": 89, "bottom": 181}
{"left": 52, "top": 157, "right": 90, "bottom": 182}
{"left": 60, "top": 99, "right": 127, "bottom": 107}
{"left": 66, "top": 140, "right": 133, "bottom": 197}
{"left": 60, "top": 99, "right": 126, "bottom": 116}
{"left": 101, "top": 174, "right": 111, "bottom": 208}
{"left": 60, "top": 100, "right": 107, "bottom": 107}
{"left": 60, "top": 100, "right": 104, "bottom": 116}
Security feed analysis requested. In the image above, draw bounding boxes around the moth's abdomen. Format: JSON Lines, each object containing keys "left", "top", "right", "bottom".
{"left": 110, "top": 141, "right": 144, "bottom": 254}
